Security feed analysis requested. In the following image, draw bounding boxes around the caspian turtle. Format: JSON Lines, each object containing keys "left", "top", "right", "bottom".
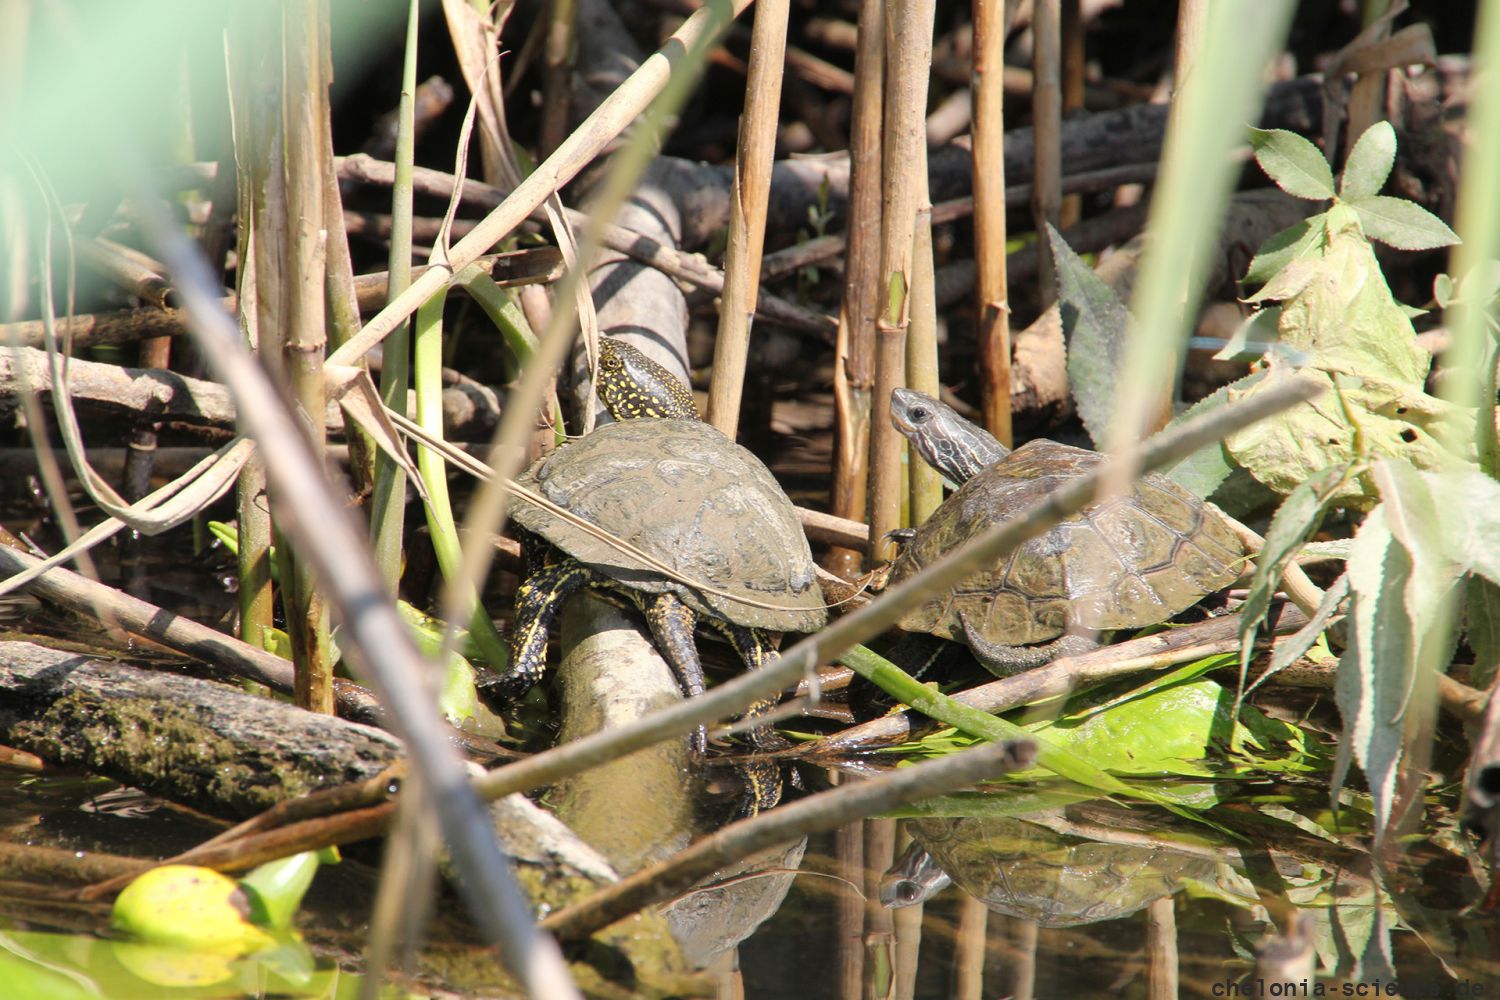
{"left": 889, "top": 388, "right": 1244, "bottom": 673}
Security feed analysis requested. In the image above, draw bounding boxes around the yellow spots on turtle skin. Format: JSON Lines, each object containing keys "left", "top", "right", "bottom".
{"left": 597, "top": 339, "right": 699, "bottom": 420}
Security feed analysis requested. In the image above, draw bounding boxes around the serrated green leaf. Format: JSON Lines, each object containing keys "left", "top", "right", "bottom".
{"left": 1249, "top": 127, "right": 1336, "bottom": 200}
{"left": 1348, "top": 195, "right": 1460, "bottom": 251}
{"left": 1464, "top": 576, "right": 1500, "bottom": 688}
{"left": 1371, "top": 460, "right": 1465, "bottom": 633}
{"left": 1245, "top": 216, "right": 1324, "bottom": 286}
{"left": 1049, "top": 223, "right": 1130, "bottom": 448}
{"left": 1161, "top": 377, "right": 1244, "bottom": 499}
{"left": 1340, "top": 121, "right": 1397, "bottom": 199}
{"left": 1265, "top": 572, "right": 1349, "bottom": 678}
{"left": 1334, "top": 509, "right": 1410, "bottom": 838}
{"left": 1238, "top": 463, "right": 1349, "bottom": 688}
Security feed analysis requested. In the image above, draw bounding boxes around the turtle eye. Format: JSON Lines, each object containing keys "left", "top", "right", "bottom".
{"left": 910, "top": 406, "right": 930, "bottom": 422}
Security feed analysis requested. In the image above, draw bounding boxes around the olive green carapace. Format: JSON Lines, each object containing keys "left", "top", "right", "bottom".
{"left": 492, "top": 337, "right": 826, "bottom": 813}
{"left": 595, "top": 338, "right": 699, "bottom": 420}
{"left": 510, "top": 419, "right": 826, "bottom": 633}
{"left": 891, "top": 439, "right": 1244, "bottom": 647}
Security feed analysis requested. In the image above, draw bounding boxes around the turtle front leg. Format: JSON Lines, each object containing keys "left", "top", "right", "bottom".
{"left": 479, "top": 557, "right": 593, "bottom": 704}
{"left": 957, "top": 611, "right": 1101, "bottom": 676}
{"left": 642, "top": 592, "right": 709, "bottom": 757}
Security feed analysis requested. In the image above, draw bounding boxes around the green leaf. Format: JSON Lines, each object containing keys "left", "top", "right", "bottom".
{"left": 238, "top": 852, "right": 326, "bottom": 930}
{"left": 1026, "top": 671, "right": 1313, "bottom": 778}
{"left": 1432, "top": 272, "right": 1455, "bottom": 308}
{"left": 1224, "top": 371, "right": 1475, "bottom": 508}
{"left": 1348, "top": 195, "right": 1460, "bottom": 251}
{"left": 1237, "top": 463, "right": 1349, "bottom": 688}
{"left": 1333, "top": 506, "right": 1431, "bottom": 841}
{"left": 1339, "top": 121, "right": 1396, "bottom": 199}
{"left": 1371, "top": 461, "right": 1464, "bottom": 633}
{"left": 1249, "top": 127, "right": 1336, "bottom": 201}
{"left": 1245, "top": 216, "right": 1324, "bottom": 287}
{"left": 1048, "top": 223, "right": 1130, "bottom": 447}
{"left": 838, "top": 644, "right": 1215, "bottom": 820}
{"left": 1464, "top": 576, "right": 1500, "bottom": 688}
{"left": 1266, "top": 573, "right": 1348, "bottom": 677}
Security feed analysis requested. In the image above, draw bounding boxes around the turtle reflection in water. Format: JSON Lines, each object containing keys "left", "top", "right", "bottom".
{"left": 888, "top": 389, "right": 1244, "bottom": 674}
{"left": 880, "top": 814, "right": 1218, "bottom": 927}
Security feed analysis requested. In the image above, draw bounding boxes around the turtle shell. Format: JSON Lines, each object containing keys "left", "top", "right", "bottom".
{"left": 510, "top": 419, "right": 827, "bottom": 634}
{"left": 892, "top": 439, "right": 1243, "bottom": 645}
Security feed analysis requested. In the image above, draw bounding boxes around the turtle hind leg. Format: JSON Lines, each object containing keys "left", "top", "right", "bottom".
{"left": 957, "top": 611, "right": 1101, "bottom": 676}
{"left": 478, "top": 558, "right": 592, "bottom": 706}
{"left": 706, "top": 620, "right": 789, "bottom": 815}
{"left": 641, "top": 592, "right": 709, "bottom": 757}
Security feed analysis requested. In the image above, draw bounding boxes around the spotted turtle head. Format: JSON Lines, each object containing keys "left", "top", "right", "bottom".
{"left": 596, "top": 338, "right": 699, "bottom": 421}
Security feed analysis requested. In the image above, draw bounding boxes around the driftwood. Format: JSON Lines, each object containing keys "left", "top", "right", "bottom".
{"left": 0, "top": 641, "right": 402, "bottom": 818}
{"left": 0, "top": 641, "right": 624, "bottom": 898}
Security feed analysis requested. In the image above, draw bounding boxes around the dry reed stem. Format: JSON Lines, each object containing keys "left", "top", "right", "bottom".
{"left": 1059, "top": 0, "right": 1085, "bottom": 227}
{"left": 826, "top": 0, "right": 884, "bottom": 576}
{"left": 539, "top": 0, "right": 579, "bottom": 157}
{"left": 282, "top": 0, "right": 333, "bottom": 714}
{"left": 906, "top": 159, "right": 943, "bottom": 523}
{"left": 707, "top": 0, "right": 790, "bottom": 435}
{"left": 972, "top": 0, "right": 1013, "bottom": 445}
{"left": 868, "top": 0, "right": 936, "bottom": 562}
{"left": 1030, "top": 0, "right": 1062, "bottom": 308}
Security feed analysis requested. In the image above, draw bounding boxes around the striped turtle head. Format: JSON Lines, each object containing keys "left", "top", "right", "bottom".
{"left": 596, "top": 338, "right": 699, "bottom": 420}
{"left": 890, "top": 387, "right": 1009, "bottom": 486}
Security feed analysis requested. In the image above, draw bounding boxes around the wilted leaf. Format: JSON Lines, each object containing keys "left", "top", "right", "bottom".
{"left": 1245, "top": 216, "right": 1323, "bottom": 287}
{"left": 1264, "top": 204, "right": 1430, "bottom": 385}
{"left": 1224, "top": 371, "right": 1473, "bottom": 507}
{"left": 1339, "top": 121, "right": 1396, "bottom": 200}
{"left": 1348, "top": 195, "right": 1460, "bottom": 251}
{"left": 1249, "top": 127, "right": 1336, "bottom": 201}
{"left": 1049, "top": 223, "right": 1129, "bottom": 447}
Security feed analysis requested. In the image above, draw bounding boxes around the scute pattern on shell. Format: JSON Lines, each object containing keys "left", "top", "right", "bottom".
{"left": 510, "top": 419, "right": 827, "bottom": 633}
{"left": 892, "top": 439, "right": 1242, "bottom": 644}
